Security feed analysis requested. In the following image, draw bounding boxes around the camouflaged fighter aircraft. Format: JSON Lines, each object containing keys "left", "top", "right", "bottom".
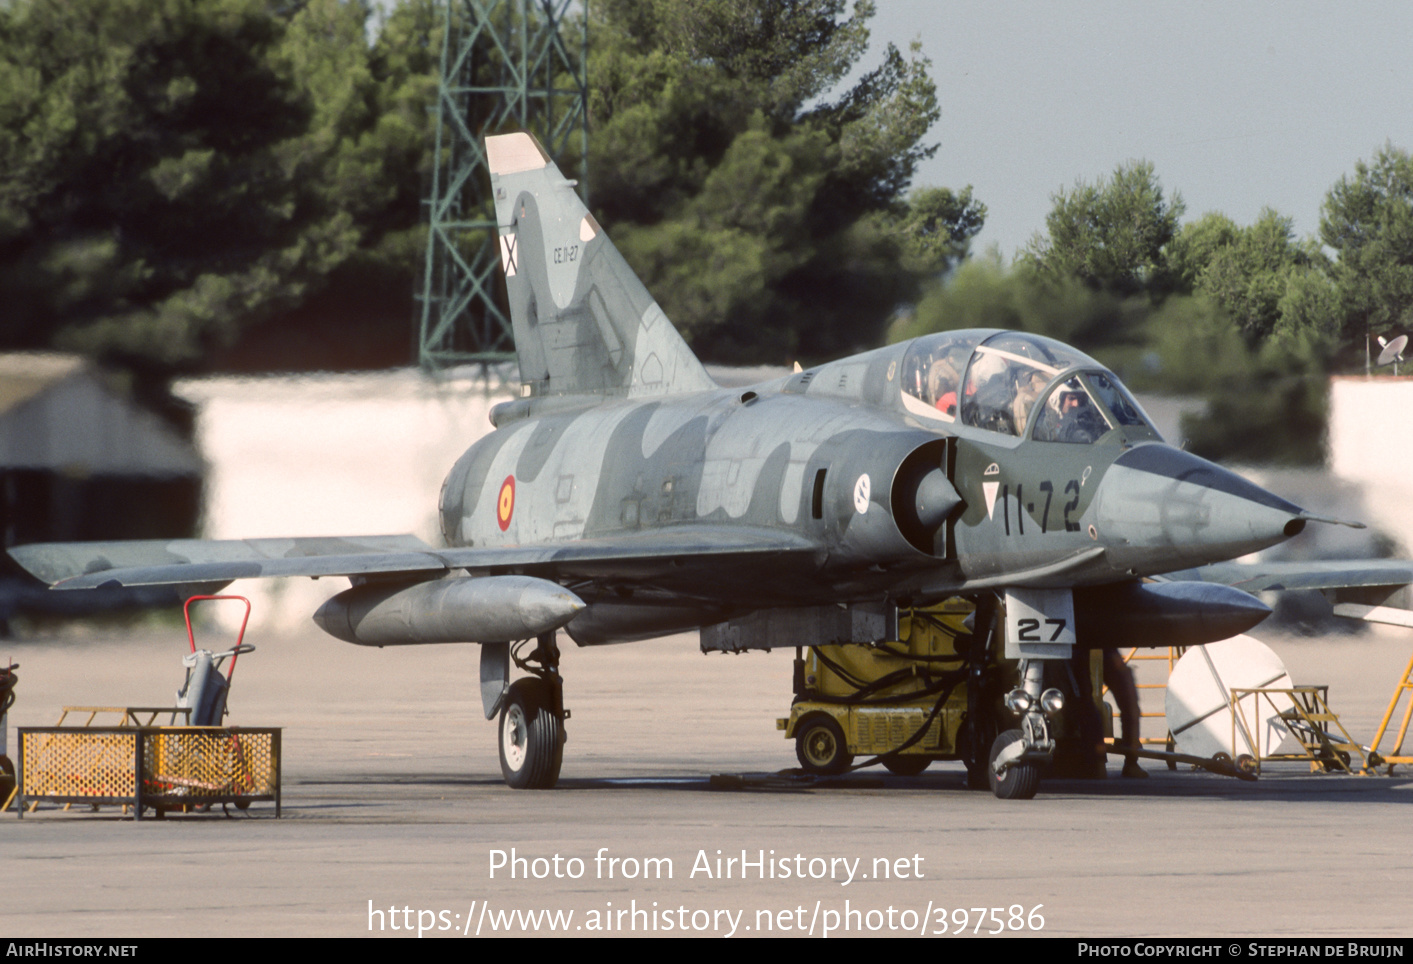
{"left": 12, "top": 133, "right": 1413, "bottom": 798}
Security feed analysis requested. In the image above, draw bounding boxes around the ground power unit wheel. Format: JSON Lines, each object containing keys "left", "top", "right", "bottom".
{"left": 795, "top": 714, "right": 853, "bottom": 775}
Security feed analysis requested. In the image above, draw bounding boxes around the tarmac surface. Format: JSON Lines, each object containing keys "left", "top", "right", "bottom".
{"left": 3, "top": 616, "right": 1412, "bottom": 939}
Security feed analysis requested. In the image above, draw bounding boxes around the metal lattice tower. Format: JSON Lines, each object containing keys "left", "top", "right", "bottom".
{"left": 417, "top": 0, "right": 588, "bottom": 374}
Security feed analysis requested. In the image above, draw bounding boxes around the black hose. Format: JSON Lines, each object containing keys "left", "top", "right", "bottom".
{"left": 808, "top": 645, "right": 965, "bottom": 703}
{"left": 801, "top": 613, "right": 972, "bottom": 768}
{"left": 848, "top": 678, "right": 965, "bottom": 772}
{"left": 872, "top": 642, "right": 964, "bottom": 664}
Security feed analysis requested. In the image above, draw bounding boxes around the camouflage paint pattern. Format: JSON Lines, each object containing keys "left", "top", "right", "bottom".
{"left": 11, "top": 132, "right": 1326, "bottom": 651}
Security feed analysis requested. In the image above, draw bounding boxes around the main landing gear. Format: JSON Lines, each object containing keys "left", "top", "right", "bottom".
{"left": 491, "top": 632, "right": 567, "bottom": 789}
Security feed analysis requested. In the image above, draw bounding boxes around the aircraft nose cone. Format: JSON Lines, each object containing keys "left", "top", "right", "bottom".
{"left": 1092, "top": 445, "right": 1306, "bottom": 573}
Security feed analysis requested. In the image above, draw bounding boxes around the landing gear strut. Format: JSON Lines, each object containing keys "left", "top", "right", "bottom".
{"left": 497, "top": 632, "right": 566, "bottom": 789}
{"left": 956, "top": 595, "right": 1070, "bottom": 799}
{"left": 987, "top": 661, "right": 1063, "bottom": 800}
{"left": 960, "top": 594, "right": 999, "bottom": 790}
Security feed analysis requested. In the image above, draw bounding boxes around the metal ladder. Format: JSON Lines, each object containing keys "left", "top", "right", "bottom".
{"left": 1367, "top": 650, "right": 1413, "bottom": 774}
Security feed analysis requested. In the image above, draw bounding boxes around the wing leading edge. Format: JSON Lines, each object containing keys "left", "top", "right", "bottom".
{"left": 9, "top": 527, "right": 821, "bottom": 591}
{"left": 1161, "top": 558, "right": 1413, "bottom": 628}
{"left": 1160, "top": 559, "right": 1413, "bottom": 593}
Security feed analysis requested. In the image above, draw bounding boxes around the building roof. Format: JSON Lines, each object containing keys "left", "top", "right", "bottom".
{"left": 0, "top": 353, "right": 202, "bottom": 476}
{"left": 0, "top": 353, "right": 86, "bottom": 418}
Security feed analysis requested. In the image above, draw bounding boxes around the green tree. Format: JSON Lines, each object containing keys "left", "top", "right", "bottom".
{"left": 894, "top": 185, "right": 987, "bottom": 273}
{"left": 0, "top": 0, "right": 318, "bottom": 371}
{"left": 891, "top": 254, "right": 1147, "bottom": 364}
{"left": 1020, "top": 160, "right": 1184, "bottom": 298}
{"left": 0, "top": 0, "right": 436, "bottom": 376}
{"left": 1157, "top": 207, "right": 1338, "bottom": 464}
{"left": 1177, "top": 330, "right": 1329, "bottom": 466}
{"left": 219, "top": 0, "right": 441, "bottom": 371}
{"left": 1168, "top": 209, "right": 1333, "bottom": 342}
{"left": 1164, "top": 211, "right": 1241, "bottom": 294}
{"left": 1274, "top": 266, "right": 1341, "bottom": 345}
{"left": 1321, "top": 144, "right": 1413, "bottom": 356}
{"left": 588, "top": 0, "right": 984, "bottom": 362}
{"left": 900, "top": 210, "right": 1334, "bottom": 465}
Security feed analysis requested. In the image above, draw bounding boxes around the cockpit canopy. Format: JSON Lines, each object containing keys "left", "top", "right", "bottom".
{"left": 899, "top": 330, "right": 1158, "bottom": 444}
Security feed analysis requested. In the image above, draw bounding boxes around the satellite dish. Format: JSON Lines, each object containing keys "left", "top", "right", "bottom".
{"left": 1165, "top": 635, "right": 1295, "bottom": 761}
{"left": 1377, "top": 334, "right": 1408, "bottom": 374}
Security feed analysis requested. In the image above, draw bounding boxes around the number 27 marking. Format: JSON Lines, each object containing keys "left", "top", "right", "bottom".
{"left": 1016, "top": 617, "right": 1068, "bottom": 642}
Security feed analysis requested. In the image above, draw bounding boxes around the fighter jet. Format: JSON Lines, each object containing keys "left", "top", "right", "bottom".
{"left": 12, "top": 133, "right": 1409, "bottom": 797}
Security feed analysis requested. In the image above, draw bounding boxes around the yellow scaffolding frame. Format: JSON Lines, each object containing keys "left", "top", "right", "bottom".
{"left": 1366, "top": 650, "right": 1413, "bottom": 774}
{"left": 16, "top": 725, "right": 281, "bottom": 819}
{"left": 55, "top": 706, "right": 192, "bottom": 727}
{"left": 1229, "top": 685, "right": 1370, "bottom": 775}
{"left": 13, "top": 707, "right": 192, "bottom": 814}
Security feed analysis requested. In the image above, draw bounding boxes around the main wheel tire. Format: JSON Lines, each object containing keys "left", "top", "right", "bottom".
{"left": 795, "top": 715, "right": 853, "bottom": 775}
{"left": 498, "top": 678, "right": 564, "bottom": 790}
{"left": 882, "top": 755, "right": 930, "bottom": 776}
{"left": 988, "top": 729, "right": 1040, "bottom": 800}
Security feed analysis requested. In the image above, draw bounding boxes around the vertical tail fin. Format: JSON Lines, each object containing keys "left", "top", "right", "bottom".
{"left": 486, "top": 132, "right": 715, "bottom": 398}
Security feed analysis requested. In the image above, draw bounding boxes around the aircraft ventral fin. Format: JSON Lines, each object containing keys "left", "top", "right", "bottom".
{"left": 11, "top": 527, "right": 819, "bottom": 590}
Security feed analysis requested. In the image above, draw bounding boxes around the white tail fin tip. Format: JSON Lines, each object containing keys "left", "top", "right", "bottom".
{"left": 487, "top": 132, "right": 549, "bottom": 175}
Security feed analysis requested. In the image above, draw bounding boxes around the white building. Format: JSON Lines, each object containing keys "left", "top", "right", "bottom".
{"left": 174, "top": 369, "right": 512, "bottom": 630}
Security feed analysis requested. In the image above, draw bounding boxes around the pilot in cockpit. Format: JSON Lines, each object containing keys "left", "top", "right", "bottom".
{"left": 1012, "top": 370, "right": 1048, "bottom": 435}
{"left": 1052, "top": 386, "right": 1105, "bottom": 443}
{"left": 927, "top": 356, "right": 960, "bottom": 416}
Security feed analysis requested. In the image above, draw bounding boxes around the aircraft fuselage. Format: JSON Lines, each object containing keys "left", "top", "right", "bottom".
{"left": 437, "top": 331, "right": 1306, "bottom": 646}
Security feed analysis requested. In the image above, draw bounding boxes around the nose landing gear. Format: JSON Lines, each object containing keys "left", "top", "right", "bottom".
{"left": 987, "top": 664, "right": 1066, "bottom": 800}
{"left": 988, "top": 729, "right": 1041, "bottom": 800}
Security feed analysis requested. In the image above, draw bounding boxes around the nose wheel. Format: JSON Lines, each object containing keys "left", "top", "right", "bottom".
{"left": 988, "top": 728, "right": 1041, "bottom": 800}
